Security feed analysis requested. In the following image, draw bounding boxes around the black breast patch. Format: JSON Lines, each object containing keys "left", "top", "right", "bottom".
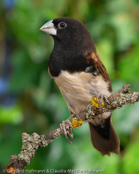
{"left": 85, "top": 66, "right": 99, "bottom": 77}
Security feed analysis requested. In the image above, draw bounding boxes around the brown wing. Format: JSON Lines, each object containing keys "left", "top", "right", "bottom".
{"left": 87, "top": 52, "right": 112, "bottom": 92}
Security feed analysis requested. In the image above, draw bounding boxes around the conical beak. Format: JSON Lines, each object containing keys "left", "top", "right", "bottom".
{"left": 40, "top": 20, "right": 57, "bottom": 35}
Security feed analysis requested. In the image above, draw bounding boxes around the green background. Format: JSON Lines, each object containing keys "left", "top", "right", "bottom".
{"left": 0, "top": 0, "right": 139, "bottom": 173}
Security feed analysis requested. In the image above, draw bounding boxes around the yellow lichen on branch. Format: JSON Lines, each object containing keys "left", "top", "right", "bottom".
{"left": 91, "top": 97, "right": 104, "bottom": 108}
{"left": 71, "top": 118, "right": 83, "bottom": 128}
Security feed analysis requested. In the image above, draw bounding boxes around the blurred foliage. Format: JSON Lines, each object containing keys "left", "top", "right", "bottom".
{"left": 0, "top": 0, "right": 139, "bottom": 173}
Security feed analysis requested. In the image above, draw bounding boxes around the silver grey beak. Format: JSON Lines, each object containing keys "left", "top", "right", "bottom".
{"left": 40, "top": 20, "right": 57, "bottom": 35}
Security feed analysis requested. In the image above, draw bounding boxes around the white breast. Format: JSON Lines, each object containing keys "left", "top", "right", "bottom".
{"left": 54, "top": 71, "right": 111, "bottom": 114}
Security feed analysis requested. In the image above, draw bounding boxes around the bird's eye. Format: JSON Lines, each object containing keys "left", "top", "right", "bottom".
{"left": 58, "top": 22, "right": 67, "bottom": 29}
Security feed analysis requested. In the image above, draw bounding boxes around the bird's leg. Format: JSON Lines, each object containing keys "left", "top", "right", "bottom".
{"left": 98, "top": 93, "right": 110, "bottom": 106}
{"left": 60, "top": 114, "right": 75, "bottom": 144}
{"left": 97, "top": 94, "right": 110, "bottom": 116}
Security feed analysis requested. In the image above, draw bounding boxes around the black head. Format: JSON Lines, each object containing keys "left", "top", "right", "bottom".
{"left": 40, "top": 17, "right": 96, "bottom": 77}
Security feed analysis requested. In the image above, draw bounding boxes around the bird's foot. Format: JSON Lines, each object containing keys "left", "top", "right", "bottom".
{"left": 98, "top": 93, "right": 110, "bottom": 107}
{"left": 60, "top": 114, "right": 74, "bottom": 144}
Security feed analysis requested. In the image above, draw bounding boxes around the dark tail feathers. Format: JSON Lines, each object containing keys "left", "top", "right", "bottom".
{"left": 89, "top": 118, "right": 120, "bottom": 156}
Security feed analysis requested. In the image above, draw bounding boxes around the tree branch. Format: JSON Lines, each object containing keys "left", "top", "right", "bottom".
{"left": 6, "top": 84, "right": 139, "bottom": 174}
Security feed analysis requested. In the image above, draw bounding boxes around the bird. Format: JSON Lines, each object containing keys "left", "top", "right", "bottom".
{"left": 40, "top": 17, "right": 120, "bottom": 156}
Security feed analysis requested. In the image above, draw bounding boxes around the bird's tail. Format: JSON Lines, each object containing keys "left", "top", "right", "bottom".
{"left": 89, "top": 117, "right": 120, "bottom": 156}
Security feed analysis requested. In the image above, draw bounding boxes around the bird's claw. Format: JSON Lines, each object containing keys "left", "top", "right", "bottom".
{"left": 96, "top": 94, "right": 109, "bottom": 117}
{"left": 98, "top": 93, "right": 110, "bottom": 107}
{"left": 60, "top": 119, "right": 73, "bottom": 144}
